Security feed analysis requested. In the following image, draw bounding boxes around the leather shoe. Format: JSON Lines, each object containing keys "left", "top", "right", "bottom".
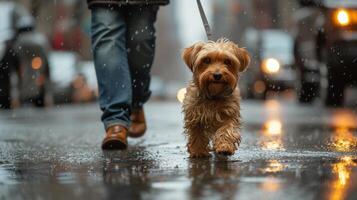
{"left": 102, "top": 125, "right": 127, "bottom": 150}
{"left": 128, "top": 108, "right": 147, "bottom": 138}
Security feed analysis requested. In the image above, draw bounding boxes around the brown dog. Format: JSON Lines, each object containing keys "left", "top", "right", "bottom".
{"left": 182, "top": 38, "right": 250, "bottom": 157}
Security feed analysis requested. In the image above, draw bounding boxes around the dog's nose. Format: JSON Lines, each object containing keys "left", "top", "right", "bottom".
{"left": 213, "top": 73, "right": 222, "bottom": 80}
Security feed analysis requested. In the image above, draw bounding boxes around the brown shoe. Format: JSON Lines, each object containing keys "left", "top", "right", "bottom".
{"left": 102, "top": 125, "right": 127, "bottom": 150}
{"left": 128, "top": 108, "right": 147, "bottom": 138}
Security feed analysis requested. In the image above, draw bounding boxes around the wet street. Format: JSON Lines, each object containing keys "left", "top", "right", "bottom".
{"left": 0, "top": 100, "right": 356, "bottom": 200}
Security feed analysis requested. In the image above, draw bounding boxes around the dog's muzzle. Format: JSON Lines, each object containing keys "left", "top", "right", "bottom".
{"left": 206, "top": 83, "right": 234, "bottom": 100}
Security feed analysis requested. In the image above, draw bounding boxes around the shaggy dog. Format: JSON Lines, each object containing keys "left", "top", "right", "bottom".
{"left": 182, "top": 39, "right": 250, "bottom": 157}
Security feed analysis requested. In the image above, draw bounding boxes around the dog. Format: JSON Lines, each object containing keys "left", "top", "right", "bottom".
{"left": 182, "top": 38, "right": 250, "bottom": 157}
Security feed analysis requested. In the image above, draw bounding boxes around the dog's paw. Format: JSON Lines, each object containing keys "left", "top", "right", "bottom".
{"left": 214, "top": 144, "right": 235, "bottom": 156}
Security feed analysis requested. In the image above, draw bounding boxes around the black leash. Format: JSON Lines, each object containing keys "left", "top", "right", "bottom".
{"left": 196, "top": 0, "right": 213, "bottom": 41}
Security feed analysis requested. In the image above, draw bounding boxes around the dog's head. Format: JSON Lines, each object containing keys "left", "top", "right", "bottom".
{"left": 182, "top": 38, "right": 250, "bottom": 99}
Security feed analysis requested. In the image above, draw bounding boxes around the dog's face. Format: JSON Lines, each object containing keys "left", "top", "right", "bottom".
{"left": 182, "top": 39, "right": 250, "bottom": 98}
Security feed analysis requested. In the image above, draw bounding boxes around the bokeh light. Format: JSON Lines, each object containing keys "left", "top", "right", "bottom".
{"left": 177, "top": 88, "right": 187, "bottom": 103}
{"left": 31, "top": 57, "right": 42, "bottom": 70}
{"left": 262, "top": 58, "right": 280, "bottom": 74}
{"left": 336, "top": 9, "right": 350, "bottom": 26}
{"left": 263, "top": 119, "right": 282, "bottom": 136}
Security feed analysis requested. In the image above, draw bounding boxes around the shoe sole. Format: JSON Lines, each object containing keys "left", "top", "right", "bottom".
{"left": 102, "top": 139, "right": 127, "bottom": 150}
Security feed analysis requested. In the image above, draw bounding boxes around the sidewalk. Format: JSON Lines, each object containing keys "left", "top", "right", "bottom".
{"left": 0, "top": 100, "right": 356, "bottom": 200}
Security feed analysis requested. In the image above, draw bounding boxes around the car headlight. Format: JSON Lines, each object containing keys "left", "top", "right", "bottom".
{"left": 32, "top": 57, "right": 42, "bottom": 70}
{"left": 262, "top": 58, "right": 280, "bottom": 74}
{"left": 335, "top": 9, "right": 350, "bottom": 26}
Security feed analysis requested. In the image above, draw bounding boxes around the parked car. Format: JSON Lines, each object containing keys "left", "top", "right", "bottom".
{"left": 241, "top": 28, "right": 295, "bottom": 99}
{"left": 293, "top": 0, "right": 357, "bottom": 106}
{"left": 0, "top": 2, "right": 51, "bottom": 108}
{"left": 14, "top": 17, "right": 51, "bottom": 107}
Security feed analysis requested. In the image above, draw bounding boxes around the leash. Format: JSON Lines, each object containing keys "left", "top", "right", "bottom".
{"left": 196, "top": 0, "right": 213, "bottom": 41}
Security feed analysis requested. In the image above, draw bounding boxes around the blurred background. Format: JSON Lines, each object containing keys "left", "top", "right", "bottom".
{"left": 0, "top": 0, "right": 356, "bottom": 108}
{"left": 0, "top": 1, "right": 356, "bottom": 199}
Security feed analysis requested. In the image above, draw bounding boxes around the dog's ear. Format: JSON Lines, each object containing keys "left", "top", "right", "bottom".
{"left": 236, "top": 47, "right": 250, "bottom": 72}
{"left": 229, "top": 43, "right": 250, "bottom": 72}
{"left": 182, "top": 42, "right": 204, "bottom": 71}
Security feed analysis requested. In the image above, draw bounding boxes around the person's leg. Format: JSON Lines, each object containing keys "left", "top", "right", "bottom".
{"left": 91, "top": 7, "right": 132, "bottom": 130}
{"left": 125, "top": 6, "right": 159, "bottom": 110}
{"left": 124, "top": 6, "right": 159, "bottom": 137}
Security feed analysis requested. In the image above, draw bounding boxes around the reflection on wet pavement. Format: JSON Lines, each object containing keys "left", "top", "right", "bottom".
{"left": 0, "top": 101, "right": 356, "bottom": 199}
{"left": 260, "top": 119, "right": 285, "bottom": 151}
{"left": 328, "top": 111, "right": 357, "bottom": 152}
{"left": 326, "top": 156, "right": 356, "bottom": 200}
{"left": 329, "top": 128, "right": 356, "bottom": 152}
{"left": 261, "top": 160, "right": 286, "bottom": 173}
{"left": 263, "top": 119, "right": 283, "bottom": 136}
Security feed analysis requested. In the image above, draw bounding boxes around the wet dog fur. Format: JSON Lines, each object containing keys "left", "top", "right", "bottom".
{"left": 182, "top": 38, "right": 250, "bottom": 157}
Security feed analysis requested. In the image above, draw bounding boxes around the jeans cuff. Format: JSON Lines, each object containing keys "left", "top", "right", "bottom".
{"left": 104, "top": 120, "right": 130, "bottom": 131}
{"left": 132, "top": 91, "right": 151, "bottom": 111}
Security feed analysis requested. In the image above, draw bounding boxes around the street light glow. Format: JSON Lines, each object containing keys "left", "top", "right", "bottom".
{"left": 336, "top": 9, "right": 350, "bottom": 26}
{"left": 262, "top": 58, "right": 280, "bottom": 74}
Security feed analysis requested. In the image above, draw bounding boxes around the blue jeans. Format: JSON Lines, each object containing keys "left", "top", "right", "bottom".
{"left": 91, "top": 6, "right": 158, "bottom": 130}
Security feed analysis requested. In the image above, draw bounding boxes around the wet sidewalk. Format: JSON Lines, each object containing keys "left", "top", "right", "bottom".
{"left": 0, "top": 100, "right": 356, "bottom": 200}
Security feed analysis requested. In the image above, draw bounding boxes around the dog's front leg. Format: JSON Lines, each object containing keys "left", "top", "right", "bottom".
{"left": 186, "top": 126, "right": 210, "bottom": 158}
{"left": 212, "top": 124, "right": 241, "bottom": 155}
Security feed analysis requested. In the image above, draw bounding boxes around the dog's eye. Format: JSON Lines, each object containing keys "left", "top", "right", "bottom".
{"left": 224, "top": 59, "right": 232, "bottom": 66}
{"left": 202, "top": 57, "right": 211, "bottom": 64}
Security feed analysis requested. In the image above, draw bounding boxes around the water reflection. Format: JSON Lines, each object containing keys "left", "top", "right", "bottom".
{"left": 263, "top": 119, "right": 282, "bottom": 136}
{"left": 329, "top": 128, "right": 357, "bottom": 152}
{"left": 328, "top": 111, "right": 357, "bottom": 152}
{"left": 260, "top": 177, "right": 282, "bottom": 192}
{"left": 327, "top": 156, "right": 357, "bottom": 200}
{"left": 261, "top": 160, "right": 286, "bottom": 173}
{"left": 260, "top": 119, "right": 285, "bottom": 151}
{"left": 188, "top": 157, "right": 239, "bottom": 200}
{"left": 102, "top": 149, "right": 156, "bottom": 199}
{"left": 260, "top": 139, "right": 285, "bottom": 151}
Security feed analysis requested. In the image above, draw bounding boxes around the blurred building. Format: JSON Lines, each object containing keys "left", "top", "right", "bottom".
{"left": 251, "top": 0, "right": 298, "bottom": 30}
{"left": 212, "top": 0, "right": 298, "bottom": 44}
{"left": 13, "top": 0, "right": 91, "bottom": 59}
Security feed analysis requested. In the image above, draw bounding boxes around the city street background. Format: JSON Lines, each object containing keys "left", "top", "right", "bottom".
{"left": 1, "top": 0, "right": 357, "bottom": 200}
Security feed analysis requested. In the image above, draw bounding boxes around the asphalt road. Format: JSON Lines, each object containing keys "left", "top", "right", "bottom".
{"left": 0, "top": 100, "right": 356, "bottom": 200}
